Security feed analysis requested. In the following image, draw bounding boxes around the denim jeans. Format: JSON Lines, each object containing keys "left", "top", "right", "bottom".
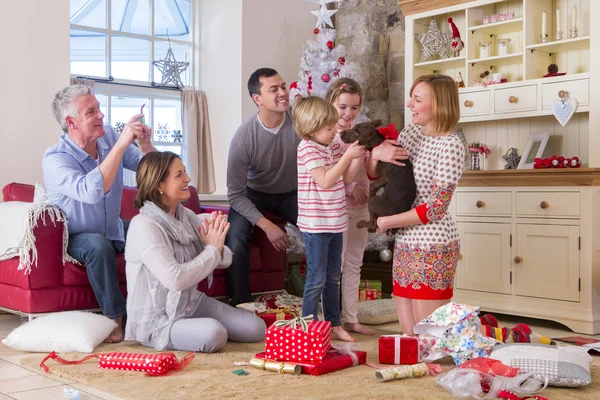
{"left": 301, "top": 232, "right": 343, "bottom": 327}
{"left": 67, "top": 220, "right": 130, "bottom": 319}
{"left": 225, "top": 188, "right": 298, "bottom": 306}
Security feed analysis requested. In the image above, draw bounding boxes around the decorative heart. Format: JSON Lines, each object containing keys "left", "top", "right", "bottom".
{"left": 552, "top": 98, "right": 578, "bottom": 127}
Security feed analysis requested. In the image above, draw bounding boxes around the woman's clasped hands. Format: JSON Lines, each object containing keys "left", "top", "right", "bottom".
{"left": 198, "top": 211, "right": 230, "bottom": 256}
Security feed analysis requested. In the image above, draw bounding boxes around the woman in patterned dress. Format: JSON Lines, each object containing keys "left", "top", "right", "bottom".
{"left": 366, "top": 74, "right": 466, "bottom": 335}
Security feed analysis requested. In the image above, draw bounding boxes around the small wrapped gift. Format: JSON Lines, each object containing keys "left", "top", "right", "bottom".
{"left": 358, "top": 280, "right": 382, "bottom": 301}
{"left": 379, "top": 334, "right": 421, "bottom": 365}
{"left": 265, "top": 315, "right": 331, "bottom": 362}
{"left": 258, "top": 307, "right": 298, "bottom": 328}
{"left": 256, "top": 344, "right": 366, "bottom": 376}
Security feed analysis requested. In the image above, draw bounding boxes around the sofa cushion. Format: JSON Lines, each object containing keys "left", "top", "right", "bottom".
{"left": 2, "top": 182, "right": 34, "bottom": 202}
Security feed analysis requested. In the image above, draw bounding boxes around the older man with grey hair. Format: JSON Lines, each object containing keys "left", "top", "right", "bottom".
{"left": 42, "top": 85, "right": 154, "bottom": 343}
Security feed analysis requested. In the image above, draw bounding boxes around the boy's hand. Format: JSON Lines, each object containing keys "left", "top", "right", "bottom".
{"left": 351, "top": 185, "right": 369, "bottom": 206}
{"left": 345, "top": 141, "right": 366, "bottom": 159}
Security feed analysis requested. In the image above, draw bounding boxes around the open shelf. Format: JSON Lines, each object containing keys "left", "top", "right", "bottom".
{"left": 468, "top": 52, "right": 523, "bottom": 67}
{"left": 414, "top": 56, "right": 465, "bottom": 69}
{"left": 525, "top": 36, "right": 590, "bottom": 54}
{"left": 468, "top": 18, "right": 524, "bottom": 36}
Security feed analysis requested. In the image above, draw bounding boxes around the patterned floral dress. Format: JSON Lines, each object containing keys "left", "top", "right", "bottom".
{"left": 392, "top": 124, "right": 466, "bottom": 300}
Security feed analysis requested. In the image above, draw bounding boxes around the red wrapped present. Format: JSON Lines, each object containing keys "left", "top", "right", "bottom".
{"left": 379, "top": 334, "right": 420, "bottom": 365}
{"left": 265, "top": 315, "right": 331, "bottom": 362}
{"left": 40, "top": 351, "right": 194, "bottom": 376}
{"left": 359, "top": 288, "right": 381, "bottom": 302}
{"left": 258, "top": 307, "right": 298, "bottom": 328}
{"left": 256, "top": 345, "right": 366, "bottom": 376}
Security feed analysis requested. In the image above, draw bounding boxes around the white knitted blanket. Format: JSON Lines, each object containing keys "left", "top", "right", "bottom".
{"left": 0, "top": 201, "right": 78, "bottom": 274}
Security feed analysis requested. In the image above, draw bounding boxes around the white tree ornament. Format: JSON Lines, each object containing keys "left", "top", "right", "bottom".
{"left": 415, "top": 18, "right": 451, "bottom": 63}
{"left": 311, "top": 1, "right": 338, "bottom": 29}
{"left": 152, "top": 45, "right": 189, "bottom": 89}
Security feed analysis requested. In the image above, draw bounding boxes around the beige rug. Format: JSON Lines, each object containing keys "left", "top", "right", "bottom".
{"left": 15, "top": 322, "right": 600, "bottom": 400}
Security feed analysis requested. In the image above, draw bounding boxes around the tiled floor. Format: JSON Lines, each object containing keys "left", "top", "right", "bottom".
{"left": 1, "top": 312, "right": 599, "bottom": 399}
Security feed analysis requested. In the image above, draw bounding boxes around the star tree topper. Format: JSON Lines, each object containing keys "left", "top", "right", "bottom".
{"left": 153, "top": 44, "right": 189, "bottom": 89}
{"left": 415, "top": 17, "right": 451, "bottom": 63}
{"left": 311, "top": 0, "right": 337, "bottom": 29}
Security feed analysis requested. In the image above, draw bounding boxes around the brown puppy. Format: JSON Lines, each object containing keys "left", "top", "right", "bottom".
{"left": 340, "top": 121, "right": 416, "bottom": 233}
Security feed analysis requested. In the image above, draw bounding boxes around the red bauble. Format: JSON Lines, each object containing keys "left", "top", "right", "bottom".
{"left": 321, "top": 73, "right": 331, "bottom": 83}
{"left": 327, "top": 41, "right": 334, "bottom": 50}
{"left": 290, "top": 81, "right": 298, "bottom": 90}
{"left": 333, "top": 69, "right": 340, "bottom": 77}
{"left": 338, "top": 57, "right": 346, "bottom": 65}
{"left": 313, "top": 28, "right": 320, "bottom": 34}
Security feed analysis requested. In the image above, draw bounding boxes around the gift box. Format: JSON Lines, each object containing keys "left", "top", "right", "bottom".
{"left": 265, "top": 317, "right": 331, "bottom": 362}
{"left": 258, "top": 308, "right": 297, "bottom": 328}
{"left": 359, "top": 280, "right": 382, "bottom": 301}
{"left": 255, "top": 347, "right": 367, "bottom": 376}
{"left": 379, "top": 334, "right": 421, "bottom": 365}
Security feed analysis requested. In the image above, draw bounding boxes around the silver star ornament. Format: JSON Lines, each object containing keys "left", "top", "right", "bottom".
{"left": 311, "top": 1, "right": 337, "bottom": 29}
{"left": 153, "top": 47, "right": 190, "bottom": 88}
{"left": 415, "top": 18, "right": 451, "bottom": 63}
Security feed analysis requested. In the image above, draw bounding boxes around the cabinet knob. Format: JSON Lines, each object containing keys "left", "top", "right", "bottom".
{"left": 476, "top": 200, "right": 485, "bottom": 208}
{"left": 558, "top": 90, "right": 567, "bottom": 99}
{"left": 464, "top": 100, "right": 473, "bottom": 108}
{"left": 458, "top": 253, "right": 463, "bottom": 260}
{"left": 540, "top": 201, "right": 550, "bottom": 209}
{"left": 514, "top": 256, "right": 523, "bottom": 264}
{"left": 508, "top": 96, "right": 519, "bottom": 104}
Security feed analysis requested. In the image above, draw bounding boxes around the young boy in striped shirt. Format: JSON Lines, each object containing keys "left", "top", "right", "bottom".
{"left": 294, "top": 96, "right": 365, "bottom": 342}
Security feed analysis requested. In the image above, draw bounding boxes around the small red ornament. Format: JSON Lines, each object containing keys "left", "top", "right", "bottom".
{"left": 338, "top": 57, "right": 346, "bottom": 65}
{"left": 333, "top": 69, "right": 340, "bottom": 77}
{"left": 321, "top": 73, "right": 331, "bottom": 83}
{"left": 290, "top": 81, "right": 298, "bottom": 90}
{"left": 313, "top": 28, "right": 320, "bottom": 35}
{"left": 327, "top": 41, "right": 334, "bottom": 50}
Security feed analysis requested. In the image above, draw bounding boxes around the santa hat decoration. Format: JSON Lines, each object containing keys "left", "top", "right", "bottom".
{"left": 448, "top": 18, "right": 461, "bottom": 39}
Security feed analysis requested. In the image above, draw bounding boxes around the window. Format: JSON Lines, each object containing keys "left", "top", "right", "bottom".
{"left": 70, "top": 0, "right": 194, "bottom": 184}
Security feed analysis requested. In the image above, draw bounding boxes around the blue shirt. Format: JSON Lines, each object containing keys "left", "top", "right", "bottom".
{"left": 42, "top": 125, "right": 141, "bottom": 242}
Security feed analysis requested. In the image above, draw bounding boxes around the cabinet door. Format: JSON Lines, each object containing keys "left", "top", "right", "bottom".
{"left": 456, "top": 222, "right": 511, "bottom": 294}
{"left": 515, "top": 224, "right": 579, "bottom": 302}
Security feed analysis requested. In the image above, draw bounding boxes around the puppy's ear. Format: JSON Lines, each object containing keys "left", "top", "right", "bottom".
{"left": 366, "top": 129, "right": 384, "bottom": 148}
{"left": 371, "top": 119, "right": 382, "bottom": 128}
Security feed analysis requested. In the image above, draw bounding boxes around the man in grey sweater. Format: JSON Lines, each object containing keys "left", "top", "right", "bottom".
{"left": 226, "top": 68, "right": 300, "bottom": 306}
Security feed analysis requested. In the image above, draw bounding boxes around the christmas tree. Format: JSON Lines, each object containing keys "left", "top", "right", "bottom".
{"left": 289, "top": 1, "right": 364, "bottom": 102}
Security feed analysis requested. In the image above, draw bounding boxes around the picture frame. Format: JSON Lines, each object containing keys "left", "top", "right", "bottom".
{"left": 518, "top": 132, "right": 550, "bottom": 169}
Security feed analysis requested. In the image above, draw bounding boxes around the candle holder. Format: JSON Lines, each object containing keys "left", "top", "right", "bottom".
{"left": 555, "top": 31, "right": 563, "bottom": 41}
{"left": 570, "top": 28, "right": 579, "bottom": 38}
{"left": 540, "top": 33, "right": 548, "bottom": 43}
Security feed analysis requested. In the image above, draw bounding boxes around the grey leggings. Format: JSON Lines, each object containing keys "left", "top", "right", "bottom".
{"left": 167, "top": 294, "right": 266, "bottom": 353}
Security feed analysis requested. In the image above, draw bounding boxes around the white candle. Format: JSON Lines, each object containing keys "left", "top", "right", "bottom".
{"left": 542, "top": 11, "right": 547, "bottom": 36}
{"left": 556, "top": 8, "right": 560, "bottom": 32}
{"left": 572, "top": 5, "right": 577, "bottom": 29}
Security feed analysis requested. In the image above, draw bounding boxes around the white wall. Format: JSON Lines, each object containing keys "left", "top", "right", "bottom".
{"left": 0, "top": 0, "right": 70, "bottom": 192}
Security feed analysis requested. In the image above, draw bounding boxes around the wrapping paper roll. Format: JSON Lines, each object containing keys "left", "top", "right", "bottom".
{"left": 249, "top": 358, "right": 301, "bottom": 375}
{"left": 376, "top": 363, "right": 439, "bottom": 382}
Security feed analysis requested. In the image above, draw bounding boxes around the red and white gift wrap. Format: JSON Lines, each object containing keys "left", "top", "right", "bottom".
{"left": 378, "top": 334, "right": 421, "bottom": 365}
{"left": 359, "top": 288, "right": 380, "bottom": 302}
{"left": 40, "top": 351, "right": 194, "bottom": 376}
{"left": 265, "top": 316, "right": 331, "bottom": 362}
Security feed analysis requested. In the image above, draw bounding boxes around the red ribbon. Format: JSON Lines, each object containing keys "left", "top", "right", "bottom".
{"left": 497, "top": 390, "right": 548, "bottom": 400}
{"left": 377, "top": 124, "right": 399, "bottom": 140}
{"left": 468, "top": 144, "right": 492, "bottom": 158}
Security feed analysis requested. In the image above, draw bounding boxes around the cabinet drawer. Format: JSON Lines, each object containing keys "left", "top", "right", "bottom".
{"left": 494, "top": 85, "right": 537, "bottom": 114}
{"left": 542, "top": 79, "right": 589, "bottom": 110}
{"left": 455, "top": 192, "right": 511, "bottom": 217}
{"left": 459, "top": 91, "right": 490, "bottom": 117}
{"left": 516, "top": 192, "right": 580, "bottom": 218}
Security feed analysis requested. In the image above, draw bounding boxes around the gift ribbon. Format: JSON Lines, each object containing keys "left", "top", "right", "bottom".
{"left": 273, "top": 314, "right": 313, "bottom": 332}
{"left": 377, "top": 124, "right": 399, "bottom": 140}
{"left": 468, "top": 145, "right": 492, "bottom": 158}
{"left": 497, "top": 390, "right": 548, "bottom": 400}
{"left": 258, "top": 306, "right": 299, "bottom": 320}
{"left": 331, "top": 342, "right": 360, "bottom": 366}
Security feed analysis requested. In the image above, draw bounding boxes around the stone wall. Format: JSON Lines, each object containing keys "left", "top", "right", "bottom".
{"left": 336, "top": 0, "right": 406, "bottom": 127}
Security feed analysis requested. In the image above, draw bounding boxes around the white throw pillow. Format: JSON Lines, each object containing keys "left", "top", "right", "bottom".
{"left": 2, "top": 311, "right": 117, "bottom": 353}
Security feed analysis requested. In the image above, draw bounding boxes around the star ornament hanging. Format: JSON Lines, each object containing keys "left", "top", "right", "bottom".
{"left": 415, "top": 18, "right": 451, "bottom": 63}
{"left": 153, "top": 46, "right": 189, "bottom": 89}
{"left": 311, "top": 0, "right": 337, "bottom": 29}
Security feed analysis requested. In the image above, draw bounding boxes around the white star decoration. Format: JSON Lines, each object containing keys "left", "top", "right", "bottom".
{"left": 152, "top": 46, "right": 189, "bottom": 88}
{"left": 311, "top": 1, "right": 337, "bottom": 29}
{"left": 415, "top": 18, "right": 451, "bottom": 63}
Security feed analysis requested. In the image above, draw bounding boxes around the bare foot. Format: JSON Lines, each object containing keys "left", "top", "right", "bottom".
{"left": 344, "top": 322, "right": 376, "bottom": 336}
{"left": 331, "top": 326, "right": 355, "bottom": 342}
{"left": 104, "top": 316, "right": 124, "bottom": 343}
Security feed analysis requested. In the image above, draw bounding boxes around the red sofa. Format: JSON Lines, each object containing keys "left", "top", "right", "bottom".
{"left": 0, "top": 182, "right": 286, "bottom": 318}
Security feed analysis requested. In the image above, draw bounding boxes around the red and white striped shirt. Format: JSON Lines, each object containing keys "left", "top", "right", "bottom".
{"left": 297, "top": 139, "right": 348, "bottom": 233}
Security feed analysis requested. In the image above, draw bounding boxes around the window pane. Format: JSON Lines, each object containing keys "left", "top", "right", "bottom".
{"left": 155, "top": 0, "right": 190, "bottom": 41}
{"left": 70, "top": 0, "right": 106, "bottom": 29}
{"left": 70, "top": 29, "right": 107, "bottom": 77}
{"left": 110, "top": 96, "right": 150, "bottom": 132}
{"left": 153, "top": 41, "right": 190, "bottom": 86}
{"left": 154, "top": 98, "right": 182, "bottom": 143}
{"left": 111, "top": 36, "right": 150, "bottom": 81}
{"left": 155, "top": 145, "right": 182, "bottom": 156}
{"left": 111, "top": 0, "right": 150, "bottom": 35}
